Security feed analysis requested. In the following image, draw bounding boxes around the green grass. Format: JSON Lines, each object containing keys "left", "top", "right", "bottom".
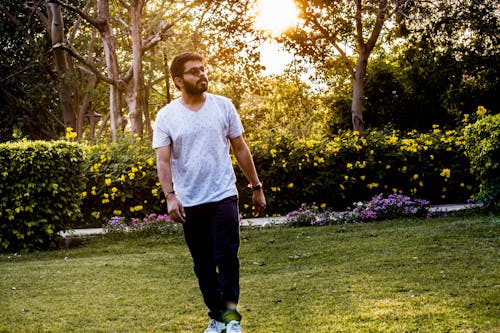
{"left": 1, "top": 215, "right": 499, "bottom": 332}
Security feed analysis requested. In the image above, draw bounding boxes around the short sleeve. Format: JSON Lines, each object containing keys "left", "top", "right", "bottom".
{"left": 225, "top": 99, "right": 244, "bottom": 139}
{"left": 152, "top": 111, "right": 172, "bottom": 149}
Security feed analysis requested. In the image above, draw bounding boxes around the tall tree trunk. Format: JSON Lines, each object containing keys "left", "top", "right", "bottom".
{"left": 351, "top": 49, "right": 368, "bottom": 136}
{"left": 96, "top": 0, "right": 122, "bottom": 141}
{"left": 47, "top": 1, "right": 76, "bottom": 129}
{"left": 127, "top": 0, "right": 146, "bottom": 137}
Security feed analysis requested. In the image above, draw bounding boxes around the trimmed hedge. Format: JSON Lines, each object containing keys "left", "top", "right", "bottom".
{"left": 0, "top": 141, "right": 85, "bottom": 252}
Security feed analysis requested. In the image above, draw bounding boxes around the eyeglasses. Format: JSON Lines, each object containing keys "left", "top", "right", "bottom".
{"left": 182, "top": 66, "right": 208, "bottom": 76}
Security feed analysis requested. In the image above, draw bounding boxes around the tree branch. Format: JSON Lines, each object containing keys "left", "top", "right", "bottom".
{"left": 307, "top": 13, "right": 356, "bottom": 77}
{"left": 68, "top": 0, "right": 93, "bottom": 43}
{"left": 142, "top": 21, "right": 174, "bottom": 52}
{"left": 52, "top": 42, "right": 115, "bottom": 84}
{"left": 366, "top": 0, "right": 388, "bottom": 53}
{"left": 48, "top": 0, "right": 100, "bottom": 28}
{"left": 355, "top": 0, "right": 365, "bottom": 49}
{"left": 0, "top": 3, "right": 39, "bottom": 42}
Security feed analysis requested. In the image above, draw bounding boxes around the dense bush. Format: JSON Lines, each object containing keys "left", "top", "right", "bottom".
{"left": 236, "top": 127, "right": 476, "bottom": 217}
{"left": 78, "top": 126, "right": 477, "bottom": 228}
{"left": 80, "top": 137, "right": 163, "bottom": 227}
{"left": 0, "top": 140, "right": 85, "bottom": 252}
{"left": 464, "top": 111, "right": 500, "bottom": 212}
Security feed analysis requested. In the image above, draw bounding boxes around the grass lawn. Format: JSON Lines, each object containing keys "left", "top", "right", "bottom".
{"left": 1, "top": 214, "right": 499, "bottom": 332}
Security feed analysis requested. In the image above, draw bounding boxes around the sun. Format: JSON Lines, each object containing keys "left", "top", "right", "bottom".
{"left": 254, "top": 0, "right": 300, "bottom": 36}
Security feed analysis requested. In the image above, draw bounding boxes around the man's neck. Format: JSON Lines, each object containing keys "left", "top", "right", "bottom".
{"left": 180, "top": 92, "right": 206, "bottom": 112}
{"left": 181, "top": 92, "right": 206, "bottom": 106}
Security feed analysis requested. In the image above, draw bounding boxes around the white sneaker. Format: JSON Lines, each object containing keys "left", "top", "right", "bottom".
{"left": 204, "top": 319, "right": 226, "bottom": 333}
{"left": 225, "top": 320, "right": 242, "bottom": 333}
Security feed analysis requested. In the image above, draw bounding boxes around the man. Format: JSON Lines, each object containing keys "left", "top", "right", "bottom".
{"left": 153, "top": 52, "right": 266, "bottom": 333}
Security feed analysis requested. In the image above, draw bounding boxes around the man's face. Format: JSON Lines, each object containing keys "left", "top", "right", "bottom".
{"left": 181, "top": 60, "right": 208, "bottom": 94}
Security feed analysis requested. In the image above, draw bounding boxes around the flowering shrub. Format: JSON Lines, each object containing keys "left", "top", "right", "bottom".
{"left": 104, "top": 213, "right": 180, "bottom": 235}
{"left": 284, "top": 204, "right": 322, "bottom": 227}
{"left": 464, "top": 112, "right": 500, "bottom": 212}
{"left": 76, "top": 125, "right": 478, "bottom": 227}
{"left": 236, "top": 126, "right": 477, "bottom": 218}
{"left": 81, "top": 137, "right": 164, "bottom": 227}
{"left": 284, "top": 192, "right": 434, "bottom": 227}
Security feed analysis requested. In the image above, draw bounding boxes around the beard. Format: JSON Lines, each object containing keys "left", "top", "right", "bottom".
{"left": 184, "top": 78, "right": 208, "bottom": 95}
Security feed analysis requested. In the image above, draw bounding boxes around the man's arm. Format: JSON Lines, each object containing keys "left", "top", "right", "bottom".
{"left": 230, "top": 135, "right": 266, "bottom": 215}
{"left": 155, "top": 145, "right": 185, "bottom": 223}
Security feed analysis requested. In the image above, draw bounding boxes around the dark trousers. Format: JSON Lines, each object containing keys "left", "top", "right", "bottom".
{"left": 182, "top": 195, "right": 240, "bottom": 320}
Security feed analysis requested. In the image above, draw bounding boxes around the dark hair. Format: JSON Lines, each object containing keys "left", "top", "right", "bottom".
{"left": 170, "top": 52, "right": 205, "bottom": 88}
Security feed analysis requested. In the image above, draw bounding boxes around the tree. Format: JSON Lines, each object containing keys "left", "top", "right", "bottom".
{"left": 0, "top": 0, "right": 71, "bottom": 141}
{"left": 397, "top": 0, "right": 499, "bottom": 123}
{"left": 280, "top": 0, "right": 422, "bottom": 135}
{"left": 44, "top": 0, "right": 261, "bottom": 140}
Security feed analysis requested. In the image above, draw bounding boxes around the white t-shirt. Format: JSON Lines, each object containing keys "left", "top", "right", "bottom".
{"left": 152, "top": 93, "right": 244, "bottom": 207}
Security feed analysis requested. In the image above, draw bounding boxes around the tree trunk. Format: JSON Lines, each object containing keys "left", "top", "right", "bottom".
{"left": 127, "top": 0, "right": 146, "bottom": 137}
{"left": 97, "top": 0, "right": 122, "bottom": 141}
{"left": 47, "top": 1, "right": 76, "bottom": 129}
{"left": 351, "top": 49, "right": 368, "bottom": 136}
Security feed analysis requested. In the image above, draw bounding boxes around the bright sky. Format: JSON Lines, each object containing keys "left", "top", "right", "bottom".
{"left": 254, "top": 0, "right": 300, "bottom": 75}
{"left": 258, "top": 40, "right": 294, "bottom": 75}
{"left": 254, "top": 0, "right": 300, "bottom": 36}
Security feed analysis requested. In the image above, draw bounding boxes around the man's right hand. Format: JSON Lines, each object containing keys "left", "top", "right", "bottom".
{"left": 167, "top": 195, "right": 186, "bottom": 223}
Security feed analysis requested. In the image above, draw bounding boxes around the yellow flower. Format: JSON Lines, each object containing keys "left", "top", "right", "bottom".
{"left": 462, "top": 113, "right": 470, "bottom": 124}
{"left": 111, "top": 187, "right": 118, "bottom": 193}
{"left": 270, "top": 149, "right": 277, "bottom": 158}
{"left": 131, "top": 167, "right": 138, "bottom": 173}
{"left": 440, "top": 168, "right": 451, "bottom": 178}
{"left": 320, "top": 203, "right": 326, "bottom": 209}
{"left": 90, "top": 163, "right": 101, "bottom": 173}
{"left": 147, "top": 157, "right": 154, "bottom": 166}
{"left": 91, "top": 186, "right": 97, "bottom": 195}
{"left": 105, "top": 178, "right": 112, "bottom": 186}
{"left": 244, "top": 204, "right": 249, "bottom": 209}
{"left": 360, "top": 175, "right": 366, "bottom": 181}
{"left": 91, "top": 211, "right": 100, "bottom": 219}
{"left": 412, "top": 174, "right": 419, "bottom": 180}
{"left": 419, "top": 181, "right": 424, "bottom": 187}
{"left": 80, "top": 191, "right": 87, "bottom": 199}
{"left": 339, "top": 184, "right": 345, "bottom": 190}
{"left": 128, "top": 173, "right": 135, "bottom": 180}
{"left": 287, "top": 183, "right": 294, "bottom": 189}
{"left": 151, "top": 188, "right": 158, "bottom": 196}
{"left": 113, "top": 210, "right": 122, "bottom": 216}
{"left": 65, "top": 127, "right": 77, "bottom": 141}
{"left": 476, "top": 105, "right": 487, "bottom": 118}
{"left": 367, "top": 183, "right": 379, "bottom": 189}
{"left": 347, "top": 163, "right": 353, "bottom": 169}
